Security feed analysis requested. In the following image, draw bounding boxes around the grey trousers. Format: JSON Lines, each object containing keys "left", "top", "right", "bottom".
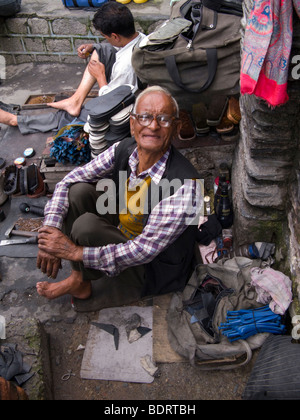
{"left": 17, "top": 43, "right": 117, "bottom": 135}
{"left": 65, "top": 182, "right": 146, "bottom": 312}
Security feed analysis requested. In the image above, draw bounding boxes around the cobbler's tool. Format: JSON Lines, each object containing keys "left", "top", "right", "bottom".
{"left": 0, "top": 237, "right": 38, "bottom": 246}
{"left": 5, "top": 222, "right": 39, "bottom": 239}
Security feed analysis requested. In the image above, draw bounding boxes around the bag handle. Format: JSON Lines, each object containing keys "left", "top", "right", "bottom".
{"left": 195, "top": 339, "right": 253, "bottom": 371}
{"left": 164, "top": 48, "right": 217, "bottom": 93}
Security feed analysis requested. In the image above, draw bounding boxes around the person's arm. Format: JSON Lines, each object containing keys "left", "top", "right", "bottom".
{"left": 88, "top": 58, "right": 108, "bottom": 90}
{"left": 82, "top": 179, "right": 203, "bottom": 275}
{"left": 43, "top": 142, "right": 119, "bottom": 231}
{"left": 37, "top": 143, "right": 119, "bottom": 279}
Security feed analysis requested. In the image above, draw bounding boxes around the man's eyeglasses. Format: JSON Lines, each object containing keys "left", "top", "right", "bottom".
{"left": 131, "top": 113, "right": 177, "bottom": 128}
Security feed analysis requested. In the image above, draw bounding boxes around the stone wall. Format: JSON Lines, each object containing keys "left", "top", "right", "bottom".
{"left": 0, "top": 13, "right": 101, "bottom": 64}
{"left": 232, "top": 3, "right": 300, "bottom": 313}
{"left": 0, "top": 3, "right": 165, "bottom": 65}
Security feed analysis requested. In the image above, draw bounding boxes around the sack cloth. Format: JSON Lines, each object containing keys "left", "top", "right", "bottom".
{"left": 167, "top": 257, "right": 270, "bottom": 369}
{"left": 132, "top": 0, "right": 242, "bottom": 107}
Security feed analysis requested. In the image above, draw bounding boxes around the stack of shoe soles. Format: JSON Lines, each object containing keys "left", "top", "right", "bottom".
{"left": 85, "top": 116, "right": 110, "bottom": 158}
{"left": 82, "top": 85, "right": 135, "bottom": 158}
{"left": 85, "top": 103, "right": 134, "bottom": 158}
{"left": 105, "top": 103, "right": 134, "bottom": 146}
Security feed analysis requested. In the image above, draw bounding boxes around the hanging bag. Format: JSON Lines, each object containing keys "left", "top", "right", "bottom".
{"left": 132, "top": 0, "right": 242, "bottom": 106}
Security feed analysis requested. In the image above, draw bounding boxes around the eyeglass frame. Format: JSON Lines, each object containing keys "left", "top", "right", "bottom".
{"left": 130, "top": 112, "right": 179, "bottom": 128}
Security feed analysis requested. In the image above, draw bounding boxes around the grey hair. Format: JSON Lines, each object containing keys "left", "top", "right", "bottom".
{"left": 133, "top": 86, "right": 179, "bottom": 118}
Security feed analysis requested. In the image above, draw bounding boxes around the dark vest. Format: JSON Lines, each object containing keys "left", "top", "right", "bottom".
{"left": 112, "top": 137, "right": 201, "bottom": 296}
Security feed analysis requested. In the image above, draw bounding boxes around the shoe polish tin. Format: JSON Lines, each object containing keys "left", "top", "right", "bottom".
{"left": 23, "top": 147, "right": 35, "bottom": 158}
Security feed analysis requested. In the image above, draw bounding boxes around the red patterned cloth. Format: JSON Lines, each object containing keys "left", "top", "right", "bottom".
{"left": 241, "top": 0, "right": 300, "bottom": 106}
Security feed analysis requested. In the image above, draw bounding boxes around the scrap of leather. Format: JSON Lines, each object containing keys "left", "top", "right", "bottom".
{"left": 91, "top": 322, "right": 120, "bottom": 350}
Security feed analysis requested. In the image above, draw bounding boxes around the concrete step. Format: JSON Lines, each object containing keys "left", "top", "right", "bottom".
{"left": 0, "top": 0, "right": 170, "bottom": 64}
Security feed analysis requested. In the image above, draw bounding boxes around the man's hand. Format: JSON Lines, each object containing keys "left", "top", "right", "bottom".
{"left": 88, "top": 59, "right": 107, "bottom": 87}
{"left": 77, "top": 44, "right": 94, "bottom": 59}
{"left": 37, "top": 250, "right": 62, "bottom": 279}
{"left": 38, "top": 226, "right": 84, "bottom": 263}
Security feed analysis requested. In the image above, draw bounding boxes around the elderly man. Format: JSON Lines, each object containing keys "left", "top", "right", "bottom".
{"left": 37, "top": 86, "right": 203, "bottom": 311}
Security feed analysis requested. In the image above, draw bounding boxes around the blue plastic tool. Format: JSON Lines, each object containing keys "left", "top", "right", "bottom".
{"left": 219, "top": 305, "right": 286, "bottom": 342}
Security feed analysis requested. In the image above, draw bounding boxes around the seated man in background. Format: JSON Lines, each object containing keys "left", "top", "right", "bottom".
{"left": 36, "top": 86, "right": 203, "bottom": 311}
{"left": 0, "top": 2, "right": 145, "bottom": 134}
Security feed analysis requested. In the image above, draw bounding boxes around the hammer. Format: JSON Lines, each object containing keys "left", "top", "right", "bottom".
{"left": 5, "top": 223, "right": 39, "bottom": 239}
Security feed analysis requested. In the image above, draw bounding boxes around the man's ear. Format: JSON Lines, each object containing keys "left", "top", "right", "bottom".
{"left": 130, "top": 115, "right": 135, "bottom": 137}
{"left": 111, "top": 33, "right": 122, "bottom": 45}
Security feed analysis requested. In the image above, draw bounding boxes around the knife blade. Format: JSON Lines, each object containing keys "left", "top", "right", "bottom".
{"left": 0, "top": 236, "right": 38, "bottom": 246}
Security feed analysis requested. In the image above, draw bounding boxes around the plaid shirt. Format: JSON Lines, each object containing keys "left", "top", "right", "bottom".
{"left": 44, "top": 142, "right": 203, "bottom": 277}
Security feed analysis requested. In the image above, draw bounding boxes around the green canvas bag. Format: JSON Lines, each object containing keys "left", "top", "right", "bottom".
{"left": 132, "top": 0, "right": 242, "bottom": 107}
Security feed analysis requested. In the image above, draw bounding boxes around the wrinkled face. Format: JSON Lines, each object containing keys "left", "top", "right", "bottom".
{"left": 130, "top": 91, "right": 181, "bottom": 157}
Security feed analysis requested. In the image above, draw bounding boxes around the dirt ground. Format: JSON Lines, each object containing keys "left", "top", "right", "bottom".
{"left": 45, "top": 316, "right": 256, "bottom": 401}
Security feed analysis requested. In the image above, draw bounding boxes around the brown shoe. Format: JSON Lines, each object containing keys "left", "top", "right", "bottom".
{"left": 207, "top": 96, "right": 228, "bottom": 126}
{"left": 178, "top": 110, "right": 196, "bottom": 141}
{"left": 216, "top": 115, "right": 234, "bottom": 134}
{"left": 192, "top": 103, "right": 210, "bottom": 134}
{"left": 227, "top": 97, "right": 241, "bottom": 124}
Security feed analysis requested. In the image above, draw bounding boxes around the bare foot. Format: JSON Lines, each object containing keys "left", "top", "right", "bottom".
{"left": 47, "top": 96, "right": 82, "bottom": 117}
{"left": 0, "top": 109, "right": 18, "bottom": 126}
{"left": 36, "top": 271, "right": 91, "bottom": 300}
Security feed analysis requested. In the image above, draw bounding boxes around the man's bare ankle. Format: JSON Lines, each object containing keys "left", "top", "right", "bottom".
{"left": 0, "top": 110, "right": 18, "bottom": 126}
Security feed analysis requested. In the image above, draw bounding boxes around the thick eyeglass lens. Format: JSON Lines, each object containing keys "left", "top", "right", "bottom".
{"left": 133, "top": 114, "right": 173, "bottom": 128}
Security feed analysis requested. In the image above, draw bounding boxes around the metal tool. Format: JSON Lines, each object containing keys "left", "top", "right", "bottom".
{"left": 0, "top": 237, "right": 38, "bottom": 246}
{"left": 61, "top": 370, "right": 75, "bottom": 381}
{"left": 5, "top": 222, "right": 39, "bottom": 239}
{"left": 19, "top": 202, "right": 44, "bottom": 217}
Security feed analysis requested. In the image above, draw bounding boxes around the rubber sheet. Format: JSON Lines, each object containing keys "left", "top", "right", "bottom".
{"left": 80, "top": 306, "right": 154, "bottom": 383}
